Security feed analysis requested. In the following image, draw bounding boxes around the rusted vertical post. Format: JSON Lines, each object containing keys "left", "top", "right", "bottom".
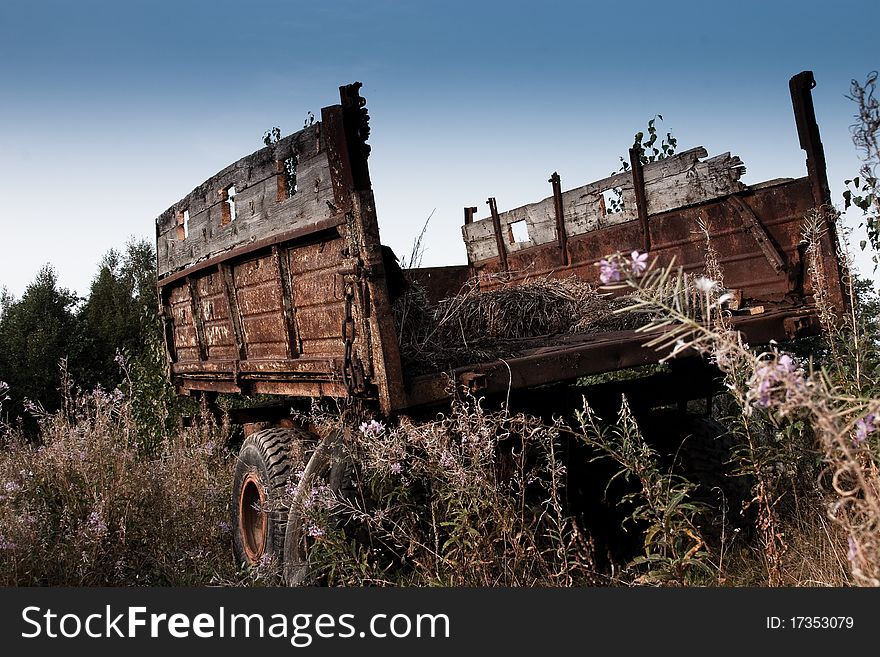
{"left": 186, "top": 277, "right": 208, "bottom": 362}
{"left": 272, "top": 246, "right": 301, "bottom": 358}
{"left": 275, "top": 159, "right": 288, "bottom": 201}
{"left": 789, "top": 70, "right": 846, "bottom": 314}
{"left": 219, "top": 263, "right": 247, "bottom": 361}
{"left": 464, "top": 206, "right": 478, "bottom": 225}
{"left": 550, "top": 172, "right": 569, "bottom": 266}
{"left": 487, "top": 197, "right": 509, "bottom": 272}
{"left": 789, "top": 70, "right": 831, "bottom": 210}
{"left": 629, "top": 147, "right": 651, "bottom": 252}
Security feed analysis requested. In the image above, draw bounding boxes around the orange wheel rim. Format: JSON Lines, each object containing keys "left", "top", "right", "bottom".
{"left": 239, "top": 472, "right": 268, "bottom": 563}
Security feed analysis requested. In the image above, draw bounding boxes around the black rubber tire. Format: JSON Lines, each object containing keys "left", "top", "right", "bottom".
{"left": 283, "top": 435, "right": 349, "bottom": 586}
{"left": 231, "top": 427, "right": 312, "bottom": 568}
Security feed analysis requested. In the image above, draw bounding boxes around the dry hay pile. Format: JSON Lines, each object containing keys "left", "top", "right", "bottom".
{"left": 394, "top": 276, "right": 640, "bottom": 375}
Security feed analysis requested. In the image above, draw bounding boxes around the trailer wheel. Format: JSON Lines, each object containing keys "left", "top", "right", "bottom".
{"left": 231, "top": 427, "right": 311, "bottom": 568}
{"left": 282, "top": 430, "right": 345, "bottom": 586}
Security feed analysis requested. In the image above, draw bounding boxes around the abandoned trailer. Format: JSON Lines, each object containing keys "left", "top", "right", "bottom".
{"left": 155, "top": 73, "right": 846, "bottom": 583}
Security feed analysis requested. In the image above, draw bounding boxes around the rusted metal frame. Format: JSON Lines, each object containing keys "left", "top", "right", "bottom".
{"left": 726, "top": 196, "right": 786, "bottom": 273}
{"left": 275, "top": 158, "right": 288, "bottom": 202}
{"left": 272, "top": 245, "right": 301, "bottom": 358}
{"left": 157, "top": 214, "right": 346, "bottom": 287}
{"left": 340, "top": 267, "right": 359, "bottom": 395}
{"left": 487, "top": 197, "right": 509, "bottom": 272}
{"left": 463, "top": 206, "right": 478, "bottom": 225}
{"left": 158, "top": 289, "right": 179, "bottom": 364}
{"left": 629, "top": 148, "right": 651, "bottom": 252}
{"left": 186, "top": 277, "right": 208, "bottom": 361}
{"left": 339, "top": 82, "right": 372, "bottom": 192}
{"left": 549, "top": 172, "right": 569, "bottom": 265}
{"left": 321, "top": 105, "right": 355, "bottom": 211}
{"left": 350, "top": 191, "right": 408, "bottom": 413}
{"left": 325, "top": 83, "right": 407, "bottom": 414}
{"left": 402, "top": 306, "right": 820, "bottom": 409}
{"left": 790, "top": 71, "right": 831, "bottom": 210}
{"left": 218, "top": 263, "right": 247, "bottom": 362}
{"left": 403, "top": 265, "right": 471, "bottom": 304}
{"left": 789, "top": 70, "right": 847, "bottom": 312}
{"left": 173, "top": 356, "right": 338, "bottom": 375}
{"left": 248, "top": 380, "right": 350, "bottom": 398}
{"left": 463, "top": 207, "right": 479, "bottom": 281}
{"left": 178, "top": 380, "right": 241, "bottom": 394}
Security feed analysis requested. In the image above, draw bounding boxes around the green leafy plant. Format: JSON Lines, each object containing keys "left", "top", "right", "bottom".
{"left": 577, "top": 398, "right": 711, "bottom": 585}
{"left": 844, "top": 72, "right": 880, "bottom": 268}
{"left": 607, "top": 115, "right": 678, "bottom": 214}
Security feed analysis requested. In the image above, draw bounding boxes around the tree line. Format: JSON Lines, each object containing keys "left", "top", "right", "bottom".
{"left": 0, "top": 239, "right": 160, "bottom": 430}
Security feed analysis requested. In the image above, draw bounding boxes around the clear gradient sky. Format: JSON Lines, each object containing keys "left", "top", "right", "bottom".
{"left": 0, "top": 0, "right": 877, "bottom": 299}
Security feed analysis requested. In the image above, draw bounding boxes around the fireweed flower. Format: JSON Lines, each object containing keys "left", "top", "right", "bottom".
{"left": 747, "top": 352, "right": 806, "bottom": 411}
{"left": 853, "top": 413, "right": 877, "bottom": 445}
{"left": 85, "top": 511, "right": 108, "bottom": 538}
{"left": 631, "top": 250, "right": 649, "bottom": 275}
{"left": 439, "top": 451, "right": 456, "bottom": 469}
{"left": 359, "top": 419, "right": 384, "bottom": 437}
{"left": 598, "top": 258, "right": 622, "bottom": 284}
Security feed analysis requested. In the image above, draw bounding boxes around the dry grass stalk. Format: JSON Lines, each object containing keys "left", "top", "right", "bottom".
{"left": 394, "top": 275, "right": 636, "bottom": 374}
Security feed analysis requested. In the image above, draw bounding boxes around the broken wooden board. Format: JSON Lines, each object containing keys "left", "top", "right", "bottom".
{"left": 462, "top": 147, "right": 746, "bottom": 264}
{"left": 156, "top": 124, "right": 336, "bottom": 279}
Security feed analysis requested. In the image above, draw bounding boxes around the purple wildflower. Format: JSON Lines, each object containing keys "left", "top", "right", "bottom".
{"left": 85, "top": 511, "right": 108, "bottom": 538}
{"left": 598, "top": 258, "right": 622, "bottom": 284}
{"left": 0, "top": 534, "right": 15, "bottom": 551}
{"left": 359, "top": 419, "right": 385, "bottom": 438}
{"left": 4, "top": 481, "right": 19, "bottom": 494}
{"left": 307, "top": 524, "right": 325, "bottom": 539}
{"left": 631, "top": 250, "right": 649, "bottom": 275}
{"left": 749, "top": 352, "right": 804, "bottom": 409}
{"left": 853, "top": 413, "right": 877, "bottom": 445}
{"left": 439, "top": 451, "right": 456, "bottom": 469}
{"left": 218, "top": 521, "right": 232, "bottom": 534}
{"left": 390, "top": 462, "right": 403, "bottom": 476}
{"left": 776, "top": 354, "right": 796, "bottom": 373}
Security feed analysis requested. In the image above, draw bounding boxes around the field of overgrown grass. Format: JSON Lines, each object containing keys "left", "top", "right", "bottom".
{"left": 1, "top": 213, "right": 878, "bottom": 587}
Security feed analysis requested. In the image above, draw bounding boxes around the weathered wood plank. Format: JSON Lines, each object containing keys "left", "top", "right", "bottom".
{"left": 156, "top": 124, "right": 327, "bottom": 278}
{"left": 463, "top": 147, "right": 746, "bottom": 263}
{"left": 158, "top": 151, "right": 335, "bottom": 277}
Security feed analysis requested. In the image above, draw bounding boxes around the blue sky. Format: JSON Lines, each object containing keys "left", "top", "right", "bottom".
{"left": 1, "top": 0, "right": 877, "bottom": 298}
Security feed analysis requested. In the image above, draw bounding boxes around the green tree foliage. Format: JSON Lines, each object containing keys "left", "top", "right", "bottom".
{"left": 844, "top": 72, "right": 880, "bottom": 267}
{"left": 0, "top": 265, "right": 79, "bottom": 418}
{"left": 71, "top": 239, "right": 157, "bottom": 391}
{"left": 607, "top": 115, "right": 678, "bottom": 214}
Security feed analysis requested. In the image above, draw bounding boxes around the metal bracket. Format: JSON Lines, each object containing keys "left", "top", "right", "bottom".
{"left": 487, "top": 197, "right": 509, "bottom": 272}
{"left": 728, "top": 196, "right": 786, "bottom": 273}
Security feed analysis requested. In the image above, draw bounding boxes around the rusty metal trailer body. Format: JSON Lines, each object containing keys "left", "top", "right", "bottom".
{"left": 156, "top": 73, "right": 844, "bottom": 418}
